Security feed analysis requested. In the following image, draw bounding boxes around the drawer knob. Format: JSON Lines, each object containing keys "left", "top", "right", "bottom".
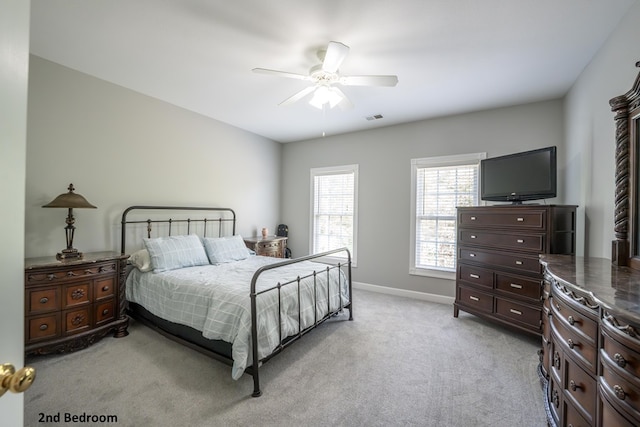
{"left": 553, "top": 351, "right": 560, "bottom": 370}
{"left": 568, "top": 315, "right": 575, "bottom": 326}
{"left": 614, "top": 384, "right": 626, "bottom": 400}
{"left": 71, "top": 289, "right": 85, "bottom": 300}
{"left": 567, "top": 338, "right": 576, "bottom": 349}
{"left": 39, "top": 297, "right": 49, "bottom": 304}
{"left": 102, "top": 309, "right": 109, "bottom": 315}
{"left": 102, "top": 286, "right": 110, "bottom": 292}
{"left": 71, "top": 314, "right": 85, "bottom": 326}
{"left": 614, "top": 353, "right": 627, "bottom": 368}
{"left": 569, "top": 380, "right": 581, "bottom": 391}
{"left": 552, "top": 389, "right": 559, "bottom": 408}
{"left": 39, "top": 324, "right": 48, "bottom": 331}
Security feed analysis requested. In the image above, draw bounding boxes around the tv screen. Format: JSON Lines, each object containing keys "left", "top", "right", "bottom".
{"left": 481, "top": 146, "right": 557, "bottom": 204}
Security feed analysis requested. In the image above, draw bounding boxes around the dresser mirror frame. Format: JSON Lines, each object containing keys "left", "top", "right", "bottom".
{"left": 611, "top": 61, "right": 640, "bottom": 268}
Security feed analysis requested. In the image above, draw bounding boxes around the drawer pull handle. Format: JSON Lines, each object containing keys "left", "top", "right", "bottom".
{"left": 102, "top": 309, "right": 109, "bottom": 315}
{"left": 614, "top": 353, "right": 627, "bottom": 368}
{"left": 71, "top": 314, "right": 85, "bottom": 326}
{"left": 469, "top": 253, "right": 476, "bottom": 257}
{"left": 102, "top": 286, "right": 110, "bottom": 292}
{"left": 510, "top": 283, "right": 523, "bottom": 289}
{"left": 469, "top": 296, "right": 479, "bottom": 301}
{"left": 470, "top": 235, "right": 477, "bottom": 239}
{"left": 614, "top": 384, "right": 626, "bottom": 400}
{"left": 39, "top": 324, "right": 48, "bottom": 331}
{"left": 515, "top": 260, "right": 523, "bottom": 265}
{"left": 553, "top": 351, "right": 560, "bottom": 370}
{"left": 470, "top": 216, "right": 476, "bottom": 221}
{"left": 71, "top": 289, "right": 85, "bottom": 300}
{"left": 568, "top": 315, "right": 576, "bottom": 326}
{"left": 39, "top": 297, "right": 49, "bottom": 304}
{"left": 509, "top": 309, "right": 522, "bottom": 316}
{"left": 567, "top": 338, "right": 577, "bottom": 349}
{"left": 569, "top": 380, "right": 581, "bottom": 391}
{"left": 469, "top": 274, "right": 480, "bottom": 279}
{"left": 516, "top": 217, "right": 524, "bottom": 222}
{"left": 516, "top": 239, "right": 524, "bottom": 243}
{"left": 552, "top": 389, "right": 559, "bottom": 408}
{"left": 555, "top": 303, "right": 561, "bottom": 311}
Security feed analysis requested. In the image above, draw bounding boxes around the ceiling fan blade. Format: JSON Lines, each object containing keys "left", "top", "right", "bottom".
{"left": 331, "top": 87, "right": 354, "bottom": 110}
{"left": 252, "top": 68, "right": 311, "bottom": 81}
{"left": 322, "top": 41, "right": 350, "bottom": 73}
{"left": 278, "top": 86, "right": 316, "bottom": 106}
{"left": 340, "top": 75, "right": 398, "bottom": 87}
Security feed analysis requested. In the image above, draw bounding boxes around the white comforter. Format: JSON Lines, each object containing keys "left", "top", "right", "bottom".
{"left": 126, "top": 256, "right": 350, "bottom": 379}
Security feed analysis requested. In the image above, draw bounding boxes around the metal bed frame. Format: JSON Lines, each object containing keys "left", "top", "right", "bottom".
{"left": 120, "top": 205, "right": 353, "bottom": 397}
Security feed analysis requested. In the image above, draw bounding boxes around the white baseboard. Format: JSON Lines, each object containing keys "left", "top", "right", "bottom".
{"left": 352, "top": 281, "right": 455, "bottom": 305}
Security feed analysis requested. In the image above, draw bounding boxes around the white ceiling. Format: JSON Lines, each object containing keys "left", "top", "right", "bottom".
{"left": 30, "top": 0, "right": 637, "bottom": 143}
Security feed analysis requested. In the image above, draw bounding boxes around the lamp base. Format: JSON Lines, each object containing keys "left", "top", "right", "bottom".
{"left": 56, "top": 249, "right": 83, "bottom": 261}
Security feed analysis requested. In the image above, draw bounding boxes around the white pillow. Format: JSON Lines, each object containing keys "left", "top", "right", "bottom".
{"left": 143, "top": 234, "right": 209, "bottom": 273}
{"left": 203, "top": 235, "right": 251, "bottom": 264}
{"left": 129, "top": 249, "right": 152, "bottom": 272}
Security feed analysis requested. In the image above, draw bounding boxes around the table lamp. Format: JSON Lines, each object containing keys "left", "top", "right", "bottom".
{"left": 42, "top": 183, "right": 97, "bottom": 260}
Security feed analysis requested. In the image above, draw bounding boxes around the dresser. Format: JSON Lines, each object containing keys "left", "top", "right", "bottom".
{"left": 541, "top": 255, "right": 640, "bottom": 426}
{"left": 244, "top": 236, "right": 288, "bottom": 258}
{"left": 454, "top": 205, "right": 576, "bottom": 336}
{"left": 24, "top": 251, "right": 129, "bottom": 356}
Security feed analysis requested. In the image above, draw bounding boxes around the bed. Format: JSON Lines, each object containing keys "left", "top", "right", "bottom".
{"left": 120, "top": 205, "right": 353, "bottom": 397}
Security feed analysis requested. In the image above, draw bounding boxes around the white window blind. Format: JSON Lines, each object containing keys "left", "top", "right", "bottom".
{"left": 410, "top": 153, "right": 485, "bottom": 277}
{"left": 310, "top": 165, "right": 358, "bottom": 263}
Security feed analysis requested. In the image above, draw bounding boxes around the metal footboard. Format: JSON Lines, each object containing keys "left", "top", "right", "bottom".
{"left": 248, "top": 247, "right": 353, "bottom": 397}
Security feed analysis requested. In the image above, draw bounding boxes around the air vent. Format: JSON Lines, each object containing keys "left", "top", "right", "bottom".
{"left": 365, "top": 114, "right": 384, "bottom": 121}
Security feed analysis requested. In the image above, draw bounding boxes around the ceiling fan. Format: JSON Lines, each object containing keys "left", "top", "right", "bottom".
{"left": 252, "top": 41, "right": 398, "bottom": 109}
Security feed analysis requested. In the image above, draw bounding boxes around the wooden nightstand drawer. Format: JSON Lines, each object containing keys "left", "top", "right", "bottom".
{"left": 94, "top": 277, "right": 115, "bottom": 300}
{"left": 27, "top": 314, "right": 59, "bottom": 342}
{"left": 63, "top": 282, "right": 91, "bottom": 308}
{"left": 95, "top": 300, "right": 115, "bottom": 325}
{"left": 63, "top": 307, "right": 91, "bottom": 334}
{"left": 27, "top": 287, "right": 60, "bottom": 314}
{"left": 244, "top": 236, "right": 287, "bottom": 258}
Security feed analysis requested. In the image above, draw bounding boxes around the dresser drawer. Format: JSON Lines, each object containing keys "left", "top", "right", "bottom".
{"left": 458, "top": 229, "right": 544, "bottom": 252}
{"left": 26, "top": 287, "right": 60, "bottom": 315}
{"left": 564, "top": 357, "right": 596, "bottom": 423}
{"left": 495, "top": 272, "right": 542, "bottom": 301}
{"left": 600, "top": 362, "right": 640, "bottom": 419}
{"left": 551, "top": 314, "right": 597, "bottom": 374}
{"left": 549, "top": 375, "right": 562, "bottom": 423}
{"left": 27, "top": 313, "right": 60, "bottom": 342}
{"left": 495, "top": 297, "right": 541, "bottom": 330}
{"left": 457, "top": 209, "right": 545, "bottom": 229}
{"left": 457, "top": 264, "right": 493, "bottom": 288}
{"left": 458, "top": 247, "right": 541, "bottom": 274}
{"left": 63, "top": 282, "right": 91, "bottom": 308}
{"left": 25, "top": 261, "right": 117, "bottom": 285}
{"left": 95, "top": 300, "right": 116, "bottom": 325}
{"left": 63, "top": 307, "right": 91, "bottom": 334}
{"left": 564, "top": 398, "right": 591, "bottom": 427}
{"left": 457, "top": 285, "right": 493, "bottom": 313}
{"left": 94, "top": 277, "right": 115, "bottom": 300}
{"left": 599, "top": 385, "right": 638, "bottom": 427}
{"left": 551, "top": 291, "right": 598, "bottom": 343}
{"left": 601, "top": 314, "right": 640, "bottom": 379}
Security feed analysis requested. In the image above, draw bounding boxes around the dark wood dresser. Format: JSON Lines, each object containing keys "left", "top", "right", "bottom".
{"left": 24, "top": 251, "right": 129, "bottom": 356}
{"left": 454, "top": 205, "right": 576, "bottom": 336}
{"left": 244, "top": 236, "right": 288, "bottom": 258}
{"left": 540, "top": 255, "right": 640, "bottom": 426}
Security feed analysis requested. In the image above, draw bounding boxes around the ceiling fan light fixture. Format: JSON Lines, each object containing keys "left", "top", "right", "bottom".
{"left": 309, "top": 86, "right": 343, "bottom": 109}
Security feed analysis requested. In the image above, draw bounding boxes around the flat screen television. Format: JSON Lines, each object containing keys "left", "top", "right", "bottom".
{"left": 480, "top": 146, "right": 557, "bottom": 204}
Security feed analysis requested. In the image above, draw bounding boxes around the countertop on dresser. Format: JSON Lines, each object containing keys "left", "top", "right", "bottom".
{"left": 540, "top": 254, "right": 640, "bottom": 322}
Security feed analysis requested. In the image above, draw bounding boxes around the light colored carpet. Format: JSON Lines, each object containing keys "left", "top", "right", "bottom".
{"left": 25, "top": 289, "right": 546, "bottom": 426}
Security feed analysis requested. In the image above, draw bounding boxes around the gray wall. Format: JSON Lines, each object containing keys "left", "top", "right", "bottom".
{"left": 26, "top": 56, "right": 282, "bottom": 258}
{"left": 281, "top": 100, "right": 565, "bottom": 298}
{"left": 564, "top": 1, "right": 640, "bottom": 259}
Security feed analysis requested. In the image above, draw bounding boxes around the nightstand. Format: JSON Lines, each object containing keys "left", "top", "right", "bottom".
{"left": 244, "top": 236, "right": 288, "bottom": 258}
{"left": 24, "top": 251, "right": 129, "bottom": 356}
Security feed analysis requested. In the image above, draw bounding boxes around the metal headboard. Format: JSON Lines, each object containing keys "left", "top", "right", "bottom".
{"left": 120, "top": 205, "right": 236, "bottom": 255}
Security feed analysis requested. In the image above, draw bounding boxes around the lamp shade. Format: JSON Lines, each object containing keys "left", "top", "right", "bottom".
{"left": 42, "top": 184, "right": 96, "bottom": 209}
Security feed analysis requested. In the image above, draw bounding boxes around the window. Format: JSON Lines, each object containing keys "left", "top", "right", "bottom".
{"left": 410, "top": 153, "right": 485, "bottom": 278}
{"left": 310, "top": 165, "right": 358, "bottom": 265}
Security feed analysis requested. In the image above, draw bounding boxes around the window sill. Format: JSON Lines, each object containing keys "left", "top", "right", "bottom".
{"left": 409, "top": 267, "right": 455, "bottom": 281}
